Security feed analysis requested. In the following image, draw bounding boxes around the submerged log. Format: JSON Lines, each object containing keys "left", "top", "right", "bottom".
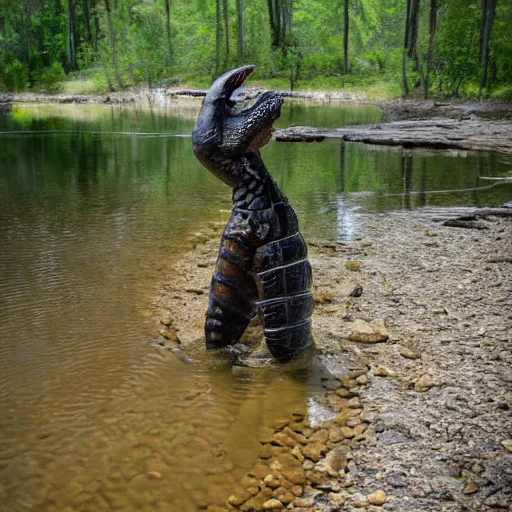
{"left": 274, "top": 118, "right": 512, "bottom": 155}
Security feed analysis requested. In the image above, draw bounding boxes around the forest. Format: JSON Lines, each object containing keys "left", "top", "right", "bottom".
{"left": 0, "top": 0, "right": 511, "bottom": 100}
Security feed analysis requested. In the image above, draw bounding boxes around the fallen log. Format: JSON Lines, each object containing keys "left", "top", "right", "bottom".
{"left": 274, "top": 118, "right": 512, "bottom": 155}
{"left": 439, "top": 205, "right": 512, "bottom": 229}
{"left": 167, "top": 89, "right": 207, "bottom": 97}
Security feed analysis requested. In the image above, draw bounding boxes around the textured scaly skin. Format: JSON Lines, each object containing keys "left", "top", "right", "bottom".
{"left": 192, "top": 66, "right": 313, "bottom": 362}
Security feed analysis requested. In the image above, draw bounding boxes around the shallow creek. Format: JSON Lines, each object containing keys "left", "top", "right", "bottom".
{"left": 0, "top": 102, "right": 511, "bottom": 511}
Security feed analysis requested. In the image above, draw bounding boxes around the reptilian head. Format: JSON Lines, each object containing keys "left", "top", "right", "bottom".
{"left": 192, "top": 65, "right": 283, "bottom": 186}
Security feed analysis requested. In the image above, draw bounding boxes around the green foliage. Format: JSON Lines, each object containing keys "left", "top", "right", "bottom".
{"left": 32, "top": 62, "right": 67, "bottom": 93}
{"left": 0, "top": 0, "right": 511, "bottom": 99}
{"left": 0, "top": 57, "right": 29, "bottom": 91}
{"left": 492, "top": 86, "right": 512, "bottom": 102}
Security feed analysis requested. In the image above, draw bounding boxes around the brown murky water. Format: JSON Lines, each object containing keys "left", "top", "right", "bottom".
{"left": 1, "top": 103, "right": 511, "bottom": 511}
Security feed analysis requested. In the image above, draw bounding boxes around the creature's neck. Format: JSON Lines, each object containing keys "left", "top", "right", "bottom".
{"left": 229, "top": 152, "right": 286, "bottom": 211}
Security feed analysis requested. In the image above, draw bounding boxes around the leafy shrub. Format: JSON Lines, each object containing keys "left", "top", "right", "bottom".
{"left": 492, "top": 86, "right": 512, "bottom": 102}
{"left": 0, "top": 57, "right": 29, "bottom": 91}
{"left": 32, "top": 62, "right": 66, "bottom": 93}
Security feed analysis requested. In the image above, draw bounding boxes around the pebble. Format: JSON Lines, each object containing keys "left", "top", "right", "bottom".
{"left": 321, "top": 449, "right": 348, "bottom": 474}
{"left": 501, "top": 439, "right": 512, "bottom": 452}
{"left": 356, "top": 375, "right": 369, "bottom": 385}
{"left": 314, "top": 292, "right": 337, "bottom": 304}
{"left": 159, "top": 313, "right": 172, "bottom": 326}
{"left": 368, "top": 490, "right": 387, "bottom": 505}
{"left": 340, "top": 426, "right": 356, "bottom": 439}
{"left": 372, "top": 365, "right": 395, "bottom": 377}
{"left": 273, "top": 487, "right": 294, "bottom": 504}
{"left": 414, "top": 374, "right": 433, "bottom": 392}
{"left": 262, "top": 498, "right": 284, "bottom": 509}
{"left": 463, "top": 480, "right": 480, "bottom": 494}
{"left": 399, "top": 347, "right": 422, "bottom": 359}
{"left": 302, "top": 442, "right": 328, "bottom": 462}
{"left": 348, "top": 319, "right": 389, "bottom": 343}
{"left": 294, "top": 497, "right": 315, "bottom": 507}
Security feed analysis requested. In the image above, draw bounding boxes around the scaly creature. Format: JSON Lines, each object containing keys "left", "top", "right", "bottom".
{"left": 192, "top": 65, "right": 314, "bottom": 362}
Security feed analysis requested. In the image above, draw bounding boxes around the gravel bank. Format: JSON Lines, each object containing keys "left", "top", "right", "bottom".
{"left": 152, "top": 211, "right": 512, "bottom": 512}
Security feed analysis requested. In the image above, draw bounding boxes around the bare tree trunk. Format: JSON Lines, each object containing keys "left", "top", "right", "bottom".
{"left": 402, "top": 0, "right": 411, "bottom": 96}
{"left": 164, "top": 0, "right": 172, "bottom": 65}
{"left": 83, "top": 0, "right": 93, "bottom": 49}
{"left": 479, "top": 0, "right": 498, "bottom": 95}
{"left": 66, "top": 0, "right": 77, "bottom": 71}
{"left": 343, "top": 0, "right": 349, "bottom": 74}
{"left": 282, "top": 0, "right": 292, "bottom": 44}
{"left": 407, "top": 0, "right": 420, "bottom": 59}
{"left": 215, "top": 0, "right": 221, "bottom": 75}
{"left": 267, "top": 0, "right": 281, "bottom": 48}
{"left": 424, "top": 0, "right": 437, "bottom": 99}
{"left": 103, "top": 0, "right": 123, "bottom": 89}
{"left": 222, "top": 0, "right": 229, "bottom": 61}
{"left": 91, "top": 0, "right": 100, "bottom": 51}
{"left": 236, "top": 0, "right": 244, "bottom": 62}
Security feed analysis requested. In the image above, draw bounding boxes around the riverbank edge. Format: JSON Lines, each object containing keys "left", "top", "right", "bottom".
{"left": 2, "top": 88, "right": 512, "bottom": 119}
{"left": 152, "top": 212, "right": 512, "bottom": 512}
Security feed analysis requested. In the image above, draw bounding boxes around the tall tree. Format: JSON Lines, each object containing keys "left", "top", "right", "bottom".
{"left": 479, "top": 0, "right": 497, "bottom": 93}
{"left": 103, "top": 0, "right": 123, "bottom": 88}
{"left": 222, "top": 0, "right": 229, "bottom": 61}
{"left": 402, "top": 0, "right": 411, "bottom": 96}
{"left": 164, "top": 0, "right": 172, "bottom": 64}
{"left": 424, "top": 0, "right": 437, "bottom": 98}
{"left": 66, "top": 0, "right": 77, "bottom": 71}
{"left": 236, "top": 0, "right": 244, "bottom": 62}
{"left": 267, "top": 0, "right": 282, "bottom": 48}
{"left": 215, "top": 0, "right": 221, "bottom": 74}
{"left": 343, "top": 0, "right": 349, "bottom": 74}
{"left": 83, "top": 0, "right": 93, "bottom": 49}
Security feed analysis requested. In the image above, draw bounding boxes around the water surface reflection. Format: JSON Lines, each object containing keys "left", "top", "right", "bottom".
{"left": 0, "top": 103, "right": 511, "bottom": 510}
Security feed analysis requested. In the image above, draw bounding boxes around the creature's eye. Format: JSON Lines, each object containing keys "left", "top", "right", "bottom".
{"left": 226, "top": 98, "right": 236, "bottom": 108}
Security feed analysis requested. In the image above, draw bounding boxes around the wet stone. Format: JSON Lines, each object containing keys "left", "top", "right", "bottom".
{"left": 240, "top": 488, "right": 273, "bottom": 511}
{"left": 259, "top": 443, "right": 273, "bottom": 459}
{"left": 302, "top": 442, "right": 328, "bottom": 462}
{"left": 273, "top": 487, "right": 295, "bottom": 504}
{"left": 262, "top": 498, "right": 284, "bottom": 509}
{"left": 271, "top": 432, "right": 296, "bottom": 448}
{"left": 264, "top": 474, "right": 283, "bottom": 490}
{"left": 272, "top": 453, "right": 307, "bottom": 485}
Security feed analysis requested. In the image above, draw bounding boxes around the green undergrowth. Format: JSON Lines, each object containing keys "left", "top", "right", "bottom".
{"left": 53, "top": 69, "right": 402, "bottom": 101}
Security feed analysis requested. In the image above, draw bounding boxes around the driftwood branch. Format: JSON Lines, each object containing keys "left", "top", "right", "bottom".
{"left": 439, "top": 205, "right": 512, "bottom": 229}
{"left": 274, "top": 118, "right": 512, "bottom": 155}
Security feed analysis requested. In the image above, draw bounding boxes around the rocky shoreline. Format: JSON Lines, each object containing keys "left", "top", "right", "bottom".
{"left": 2, "top": 89, "right": 511, "bottom": 121}
{"left": 152, "top": 210, "right": 511, "bottom": 512}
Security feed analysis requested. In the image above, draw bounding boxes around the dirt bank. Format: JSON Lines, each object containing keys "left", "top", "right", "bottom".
{"left": 152, "top": 210, "right": 511, "bottom": 512}
{"left": 2, "top": 89, "right": 511, "bottom": 121}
